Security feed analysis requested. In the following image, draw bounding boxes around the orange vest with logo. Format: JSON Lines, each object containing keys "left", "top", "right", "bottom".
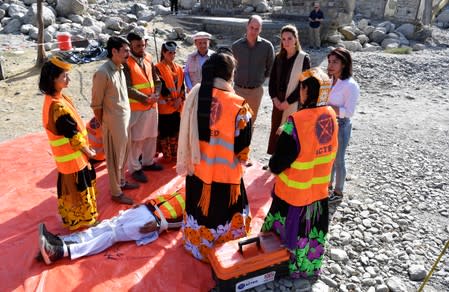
{"left": 147, "top": 192, "right": 186, "bottom": 223}
{"left": 155, "top": 61, "right": 184, "bottom": 115}
{"left": 275, "top": 106, "right": 338, "bottom": 206}
{"left": 86, "top": 117, "right": 105, "bottom": 161}
{"left": 194, "top": 89, "right": 244, "bottom": 185}
{"left": 42, "top": 95, "right": 89, "bottom": 174}
{"left": 127, "top": 54, "right": 156, "bottom": 111}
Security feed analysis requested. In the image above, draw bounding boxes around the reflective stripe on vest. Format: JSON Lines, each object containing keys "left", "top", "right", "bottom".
{"left": 127, "top": 55, "right": 156, "bottom": 111}
{"left": 42, "top": 95, "right": 89, "bottom": 174}
{"left": 275, "top": 106, "right": 338, "bottom": 206}
{"left": 154, "top": 193, "right": 185, "bottom": 220}
{"left": 155, "top": 61, "right": 184, "bottom": 114}
{"left": 194, "top": 89, "right": 245, "bottom": 185}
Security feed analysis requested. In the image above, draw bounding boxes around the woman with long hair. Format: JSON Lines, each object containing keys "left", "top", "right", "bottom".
{"left": 326, "top": 48, "right": 360, "bottom": 203}
{"left": 267, "top": 24, "right": 311, "bottom": 156}
{"left": 262, "top": 67, "right": 337, "bottom": 278}
{"left": 39, "top": 57, "right": 98, "bottom": 230}
{"left": 177, "top": 50, "right": 253, "bottom": 262}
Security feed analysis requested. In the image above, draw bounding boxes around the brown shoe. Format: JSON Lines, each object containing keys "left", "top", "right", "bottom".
{"left": 121, "top": 181, "right": 140, "bottom": 190}
{"left": 112, "top": 193, "right": 134, "bottom": 205}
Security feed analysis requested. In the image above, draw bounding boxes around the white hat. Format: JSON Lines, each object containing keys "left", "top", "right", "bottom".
{"left": 192, "top": 31, "right": 212, "bottom": 41}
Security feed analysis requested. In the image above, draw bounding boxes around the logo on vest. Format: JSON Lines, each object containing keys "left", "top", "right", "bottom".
{"left": 210, "top": 97, "right": 222, "bottom": 128}
{"left": 315, "top": 113, "right": 334, "bottom": 144}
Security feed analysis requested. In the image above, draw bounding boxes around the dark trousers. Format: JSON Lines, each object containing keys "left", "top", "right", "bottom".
{"left": 170, "top": 0, "right": 178, "bottom": 13}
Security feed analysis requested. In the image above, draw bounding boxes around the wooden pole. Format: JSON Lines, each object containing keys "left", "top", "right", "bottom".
{"left": 36, "top": 0, "right": 46, "bottom": 67}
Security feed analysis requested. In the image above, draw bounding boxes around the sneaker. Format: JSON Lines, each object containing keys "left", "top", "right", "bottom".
{"left": 142, "top": 163, "right": 163, "bottom": 171}
{"left": 121, "top": 181, "right": 140, "bottom": 190}
{"left": 328, "top": 191, "right": 343, "bottom": 204}
{"left": 112, "top": 193, "right": 134, "bottom": 205}
{"left": 131, "top": 169, "right": 148, "bottom": 183}
{"left": 39, "top": 223, "right": 64, "bottom": 265}
{"left": 40, "top": 223, "right": 63, "bottom": 246}
{"left": 245, "top": 159, "right": 253, "bottom": 167}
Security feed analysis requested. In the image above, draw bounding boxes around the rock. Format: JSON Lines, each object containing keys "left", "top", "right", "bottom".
{"left": 244, "top": 6, "right": 255, "bottom": 13}
{"left": 104, "top": 17, "right": 123, "bottom": 31}
{"left": 327, "top": 33, "right": 342, "bottom": 44}
{"left": 381, "top": 38, "right": 400, "bottom": 49}
{"left": 131, "top": 3, "right": 147, "bottom": 15}
{"left": 330, "top": 249, "right": 349, "bottom": 261}
{"left": 362, "top": 25, "right": 375, "bottom": 36}
{"left": 180, "top": 0, "right": 196, "bottom": 9}
{"left": 154, "top": 5, "right": 171, "bottom": 16}
{"left": 293, "top": 278, "right": 311, "bottom": 291}
{"left": 395, "top": 23, "right": 415, "bottom": 39}
{"left": 20, "top": 23, "right": 35, "bottom": 34}
{"left": 386, "top": 276, "right": 408, "bottom": 292}
{"left": 8, "top": 4, "right": 28, "bottom": 18}
{"left": 357, "top": 19, "right": 370, "bottom": 31}
{"left": 436, "top": 10, "right": 449, "bottom": 25}
{"left": 342, "top": 40, "right": 362, "bottom": 52}
{"left": 320, "top": 275, "right": 338, "bottom": 288}
{"left": 312, "top": 281, "right": 329, "bottom": 292}
{"left": 375, "top": 284, "right": 389, "bottom": 292}
{"left": 408, "top": 264, "right": 426, "bottom": 281}
{"left": 255, "top": 2, "right": 269, "bottom": 13}
{"left": 412, "top": 43, "right": 425, "bottom": 51}
{"left": 0, "top": 9, "right": 5, "bottom": 19}
{"left": 362, "top": 43, "right": 381, "bottom": 52}
{"left": 3, "top": 18, "right": 21, "bottom": 34}
{"left": 370, "top": 28, "right": 387, "bottom": 44}
{"left": 357, "top": 34, "right": 369, "bottom": 45}
{"left": 339, "top": 26, "right": 357, "bottom": 41}
{"left": 68, "top": 14, "right": 84, "bottom": 24}
{"left": 378, "top": 21, "right": 395, "bottom": 33}
{"left": 22, "top": 3, "right": 56, "bottom": 28}
{"left": 56, "top": 0, "right": 88, "bottom": 17}
{"left": 137, "top": 10, "right": 154, "bottom": 22}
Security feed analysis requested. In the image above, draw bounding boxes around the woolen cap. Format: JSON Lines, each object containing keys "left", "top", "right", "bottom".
{"left": 192, "top": 31, "right": 212, "bottom": 41}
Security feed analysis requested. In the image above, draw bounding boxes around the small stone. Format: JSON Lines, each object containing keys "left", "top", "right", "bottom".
{"left": 330, "top": 249, "right": 349, "bottom": 261}
{"left": 375, "top": 284, "right": 389, "bottom": 292}
{"left": 408, "top": 264, "right": 426, "bottom": 281}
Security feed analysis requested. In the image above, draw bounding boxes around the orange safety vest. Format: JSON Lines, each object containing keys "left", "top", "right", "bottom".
{"left": 194, "top": 89, "right": 244, "bottom": 185}
{"left": 86, "top": 117, "right": 105, "bottom": 161}
{"left": 42, "top": 94, "right": 89, "bottom": 174}
{"left": 127, "top": 54, "right": 156, "bottom": 111}
{"left": 147, "top": 192, "right": 186, "bottom": 223}
{"left": 274, "top": 106, "right": 338, "bottom": 207}
{"left": 155, "top": 61, "right": 184, "bottom": 115}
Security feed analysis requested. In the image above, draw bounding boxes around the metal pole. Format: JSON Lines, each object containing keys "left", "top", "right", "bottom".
{"left": 418, "top": 239, "right": 449, "bottom": 292}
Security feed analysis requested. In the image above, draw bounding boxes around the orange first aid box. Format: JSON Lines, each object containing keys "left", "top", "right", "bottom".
{"left": 208, "top": 232, "right": 290, "bottom": 291}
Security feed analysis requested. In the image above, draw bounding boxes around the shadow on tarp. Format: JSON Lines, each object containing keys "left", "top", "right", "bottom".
{"left": 0, "top": 133, "right": 274, "bottom": 292}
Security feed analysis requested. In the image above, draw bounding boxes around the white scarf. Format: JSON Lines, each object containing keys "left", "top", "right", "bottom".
{"left": 280, "top": 50, "right": 307, "bottom": 125}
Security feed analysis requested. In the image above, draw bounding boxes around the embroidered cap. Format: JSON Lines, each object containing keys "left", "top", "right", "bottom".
{"left": 192, "top": 31, "right": 212, "bottom": 41}
{"left": 298, "top": 67, "right": 332, "bottom": 105}
{"left": 49, "top": 56, "right": 72, "bottom": 71}
{"left": 163, "top": 41, "right": 177, "bottom": 52}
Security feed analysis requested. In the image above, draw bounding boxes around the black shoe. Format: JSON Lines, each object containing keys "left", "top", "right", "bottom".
{"left": 39, "top": 223, "right": 64, "bottom": 265}
{"left": 121, "top": 181, "right": 140, "bottom": 190}
{"left": 131, "top": 169, "right": 148, "bottom": 183}
{"left": 40, "top": 223, "right": 64, "bottom": 246}
{"left": 328, "top": 191, "right": 343, "bottom": 204}
{"left": 142, "top": 163, "right": 163, "bottom": 171}
{"left": 112, "top": 193, "right": 134, "bottom": 205}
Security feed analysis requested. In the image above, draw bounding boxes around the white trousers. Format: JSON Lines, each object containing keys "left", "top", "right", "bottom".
{"left": 61, "top": 205, "right": 157, "bottom": 259}
{"left": 128, "top": 137, "right": 157, "bottom": 172}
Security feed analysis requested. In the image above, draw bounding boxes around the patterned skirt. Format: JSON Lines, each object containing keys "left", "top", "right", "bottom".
{"left": 182, "top": 175, "right": 251, "bottom": 262}
{"left": 57, "top": 164, "right": 99, "bottom": 231}
{"left": 262, "top": 191, "right": 328, "bottom": 278}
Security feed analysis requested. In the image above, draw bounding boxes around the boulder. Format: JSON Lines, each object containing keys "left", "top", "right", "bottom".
{"left": 105, "top": 17, "right": 123, "bottom": 31}
{"left": 412, "top": 25, "right": 431, "bottom": 42}
{"left": 339, "top": 26, "right": 356, "bottom": 41}
{"left": 357, "top": 19, "right": 370, "bottom": 31}
{"left": 68, "top": 14, "right": 84, "bottom": 24}
{"left": 362, "top": 25, "right": 375, "bottom": 36}
{"left": 137, "top": 10, "right": 154, "bottom": 22}
{"left": 357, "top": 34, "right": 369, "bottom": 45}
{"left": 3, "top": 18, "right": 21, "bottom": 33}
{"left": 23, "top": 4, "right": 56, "bottom": 28}
{"left": 327, "top": 33, "right": 342, "bottom": 44}
{"left": 154, "top": 5, "right": 171, "bottom": 16}
{"left": 131, "top": 3, "right": 148, "bottom": 15}
{"left": 0, "top": 9, "right": 5, "bottom": 19}
{"left": 7, "top": 4, "right": 28, "bottom": 18}
{"left": 256, "top": 2, "right": 269, "bottom": 13}
{"left": 378, "top": 21, "right": 395, "bottom": 33}
{"left": 408, "top": 265, "right": 426, "bottom": 281}
{"left": 370, "top": 27, "right": 387, "bottom": 43}
{"left": 436, "top": 9, "right": 449, "bottom": 24}
{"left": 24, "top": 0, "right": 37, "bottom": 5}
{"left": 395, "top": 23, "right": 415, "bottom": 39}
{"left": 180, "top": 0, "right": 196, "bottom": 9}
{"left": 412, "top": 43, "right": 425, "bottom": 51}
{"left": 244, "top": 6, "right": 255, "bottom": 13}
{"left": 20, "top": 23, "right": 35, "bottom": 34}
{"left": 56, "top": 0, "right": 88, "bottom": 17}
{"left": 362, "top": 43, "right": 381, "bottom": 52}
{"left": 381, "top": 38, "right": 400, "bottom": 49}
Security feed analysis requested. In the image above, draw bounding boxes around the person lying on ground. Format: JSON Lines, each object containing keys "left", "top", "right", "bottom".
{"left": 37, "top": 192, "right": 185, "bottom": 265}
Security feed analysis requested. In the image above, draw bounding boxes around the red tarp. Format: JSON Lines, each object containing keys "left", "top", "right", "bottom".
{"left": 0, "top": 133, "right": 275, "bottom": 292}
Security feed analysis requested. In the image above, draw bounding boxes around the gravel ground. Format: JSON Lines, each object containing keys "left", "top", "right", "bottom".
{"left": 1, "top": 19, "right": 449, "bottom": 292}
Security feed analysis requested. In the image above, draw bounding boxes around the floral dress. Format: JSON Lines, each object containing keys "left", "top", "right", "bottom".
{"left": 262, "top": 118, "right": 329, "bottom": 278}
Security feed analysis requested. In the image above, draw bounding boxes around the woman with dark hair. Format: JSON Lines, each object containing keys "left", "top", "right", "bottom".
{"left": 326, "top": 47, "right": 360, "bottom": 203}
{"left": 262, "top": 67, "right": 337, "bottom": 278}
{"left": 267, "top": 24, "right": 311, "bottom": 156}
{"left": 177, "top": 52, "right": 253, "bottom": 262}
{"left": 155, "top": 41, "right": 185, "bottom": 162}
{"left": 40, "top": 57, "right": 98, "bottom": 230}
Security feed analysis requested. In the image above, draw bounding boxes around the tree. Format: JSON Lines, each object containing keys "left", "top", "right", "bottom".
{"left": 36, "top": 0, "right": 46, "bottom": 66}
